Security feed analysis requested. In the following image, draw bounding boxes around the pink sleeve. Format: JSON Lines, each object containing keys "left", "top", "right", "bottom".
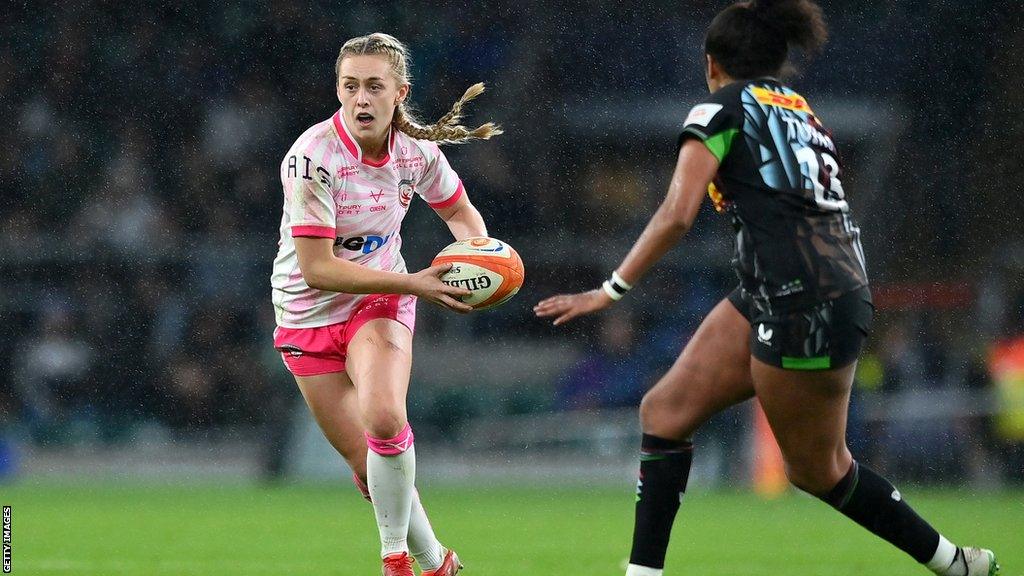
{"left": 417, "top": 143, "right": 464, "bottom": 208}
{"left": 428, "top": 180, "right": 464, "bottom": 209}
{"left": 292, "top": 225, "right": 336, "bottom": 238}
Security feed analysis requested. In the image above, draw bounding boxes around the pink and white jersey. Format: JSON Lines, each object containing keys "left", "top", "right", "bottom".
{"left": 271, "top": 108, "right": 464, "bottom": 328}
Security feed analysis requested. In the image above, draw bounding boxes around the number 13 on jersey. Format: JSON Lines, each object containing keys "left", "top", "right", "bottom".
{"left": 796, "top": 146, "right": 848, "bottom": 212}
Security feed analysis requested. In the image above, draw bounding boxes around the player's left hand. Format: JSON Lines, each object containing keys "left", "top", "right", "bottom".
{"left": 533, "top": 289, "right": 613, "bottom": 326}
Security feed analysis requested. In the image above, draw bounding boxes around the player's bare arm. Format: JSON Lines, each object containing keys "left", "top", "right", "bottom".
{"left": 294, "top": 236, "right": 472, "bottom": 312}
{"left": 615, "top": 139, "right": 718, "bottom": 285}
{"left": 534, "top": 139, "right": 718, "bottom": 326}
{"left": 433, "top": 191, "right": 487, "bottom": 240}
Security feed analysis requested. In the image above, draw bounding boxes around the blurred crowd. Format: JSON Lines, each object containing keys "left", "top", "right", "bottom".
{"left": 1, "top": 1, "right": 1022, "bottom": 483}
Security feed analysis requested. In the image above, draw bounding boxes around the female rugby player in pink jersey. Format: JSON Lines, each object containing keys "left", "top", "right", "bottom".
{"left": 270, "top": 33, "right": 500, "bottom": 576}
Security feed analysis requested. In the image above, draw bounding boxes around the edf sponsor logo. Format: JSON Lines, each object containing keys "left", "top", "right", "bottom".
{"left": 334, "top": 234, "right": 392, "bottom": 254}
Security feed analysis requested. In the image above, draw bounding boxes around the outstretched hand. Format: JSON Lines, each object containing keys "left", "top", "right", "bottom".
{"left": 534, "top": 289, "right": 613, "bottom": 326}
{"left": 410, "top": 263, "right": 474, "bottom": 313}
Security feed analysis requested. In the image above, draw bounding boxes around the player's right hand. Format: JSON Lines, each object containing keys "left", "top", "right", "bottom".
{"left": 533, "top": 288, "right": 614, "bottom": 326}
{"left": 410, "top": 263, "right": 474, "bottom": 313}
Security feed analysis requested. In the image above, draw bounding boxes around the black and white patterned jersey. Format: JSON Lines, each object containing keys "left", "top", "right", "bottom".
{"left": 679, "top": 78, "right": 868, "bottom": 312}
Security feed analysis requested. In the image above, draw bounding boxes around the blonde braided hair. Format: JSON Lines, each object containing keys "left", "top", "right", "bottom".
{"left": 336, "top": 33, "right": 502, "bottom": 144}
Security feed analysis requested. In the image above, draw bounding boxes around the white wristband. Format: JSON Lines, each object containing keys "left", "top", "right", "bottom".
{"left": 602, "top": 271, "right": 633, "bottom": 302}
{"left": 602, "top": 280, "right": 624, "bottom": 301}
{"left": 612, "top": 271, "right": 633, "bottom": 291}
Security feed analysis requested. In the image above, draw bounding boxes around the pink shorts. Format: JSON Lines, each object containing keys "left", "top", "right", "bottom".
{"left": 273, "top": 293, "right": 417, "bottom": 376}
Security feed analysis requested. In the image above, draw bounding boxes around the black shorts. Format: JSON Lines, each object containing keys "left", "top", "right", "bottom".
{"left": 727, "top": 286, "right": 874, "bottom": 371}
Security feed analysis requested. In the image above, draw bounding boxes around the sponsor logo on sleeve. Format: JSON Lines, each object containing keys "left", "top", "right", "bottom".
{"left": 750, "top": 86, "right": 814, "bottom": 115}
{"left": 684, "top": 103, "right": 724, "bottom": 127}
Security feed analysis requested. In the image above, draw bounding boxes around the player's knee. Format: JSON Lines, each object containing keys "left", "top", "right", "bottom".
{"left": 362, "top": 406, "right": 407, "bottom": 439}
{"left": 638, "top": 391, "right": 658, "bottom": 426}
{"left": 784, "top": 454, "right": 850, "bottom": 496}
{"left": 365, "top": 422, "right": 414, "bottom": 456}
{"left": 639, "top": 387, "right": 699, "bottom": 440}
{"left": 639, "top": 389, "right": 674, "bottom": 431}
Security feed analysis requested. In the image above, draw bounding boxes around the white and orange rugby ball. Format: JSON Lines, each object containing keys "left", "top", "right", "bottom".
{"left": 430, "top": 237, "right": 524, "bottom": 310}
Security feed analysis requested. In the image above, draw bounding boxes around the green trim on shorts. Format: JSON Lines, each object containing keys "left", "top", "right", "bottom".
{"left": 781, "top": 356, "right": 832, "bottom": 370}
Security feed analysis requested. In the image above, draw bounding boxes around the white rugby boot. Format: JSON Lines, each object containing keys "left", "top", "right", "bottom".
{"left": 961, "top": 548, "right": 999, "bottom": 576}
{"left": 936, "top": 547, "right": 999, "bottom": 576}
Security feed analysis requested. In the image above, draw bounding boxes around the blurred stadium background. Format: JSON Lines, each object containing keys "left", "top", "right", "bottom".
{"left": 1, "top": 1, "right": 1023, "bottom": 573}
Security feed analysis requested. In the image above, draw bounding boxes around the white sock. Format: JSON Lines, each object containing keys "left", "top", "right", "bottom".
{"left": 409, "top": 490, "right": 444, "bottom": 570}
{"left": 626, "top": 564, "right": 663, "bottom": 576}
{"left": 926, "top": 535, "right": 961, "bottom": 575}
{"left": 367, "top": 444, "right": 416, "bottom": 557}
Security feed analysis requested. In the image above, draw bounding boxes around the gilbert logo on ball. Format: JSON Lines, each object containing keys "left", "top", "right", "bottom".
{"left": 431, "top": 237, "right": 524, "bottom": 310}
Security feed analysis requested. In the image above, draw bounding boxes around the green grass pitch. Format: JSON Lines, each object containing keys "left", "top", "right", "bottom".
{"left": 3, "top": 482, "right": 1020, "bottom": 575}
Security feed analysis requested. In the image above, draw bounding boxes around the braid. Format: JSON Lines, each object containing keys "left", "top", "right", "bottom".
{"left": 391, "top": 107, "right": 433, "bottom": 140}
{"left": 433, "top": 82, "right": 484, "bottom": 130}
{"left": 393, "top": 83, "right": 503, "bottom": 144}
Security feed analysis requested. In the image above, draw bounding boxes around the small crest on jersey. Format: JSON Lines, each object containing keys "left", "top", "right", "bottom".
{"left": 398, "top": 179, "right": 415, "bottom": 208}
{"left": 337, "top": 165, "right": 359, "bottom": 178}
{"left": 684, "top": 103, "right": 723, "bottom": 127}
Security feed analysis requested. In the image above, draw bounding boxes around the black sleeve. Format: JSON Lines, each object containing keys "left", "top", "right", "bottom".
{"left": 676, "top": 85, "right": 743, "bottom": 162}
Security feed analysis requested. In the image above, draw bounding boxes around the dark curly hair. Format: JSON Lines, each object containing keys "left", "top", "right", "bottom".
{"left": 704, "top": 0, "right": 828, "bottom": 79}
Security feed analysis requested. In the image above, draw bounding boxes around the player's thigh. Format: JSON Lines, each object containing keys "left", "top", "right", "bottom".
{"left": 294, "top": 371, "right": 367, "bottom": 475}
{"left": 641, "top": 297, "right": 755, "bottom": 439}
{"left": 345, "top": 317, "right": 414, "bottom": 436}
{"left": 748, "top": 287, "right": 872, "bottom": 490}
{"left": 750, "top": 358, "right": 855, "bottom": 492}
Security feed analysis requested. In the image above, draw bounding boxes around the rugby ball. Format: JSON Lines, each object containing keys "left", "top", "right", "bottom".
{"left": 431, "top": 237, "right": 524, "bottom": 310}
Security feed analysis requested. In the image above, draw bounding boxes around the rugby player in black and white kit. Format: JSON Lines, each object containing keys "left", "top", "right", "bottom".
{"left": 536, "top": 1, "right": 998, "bottom": 575}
